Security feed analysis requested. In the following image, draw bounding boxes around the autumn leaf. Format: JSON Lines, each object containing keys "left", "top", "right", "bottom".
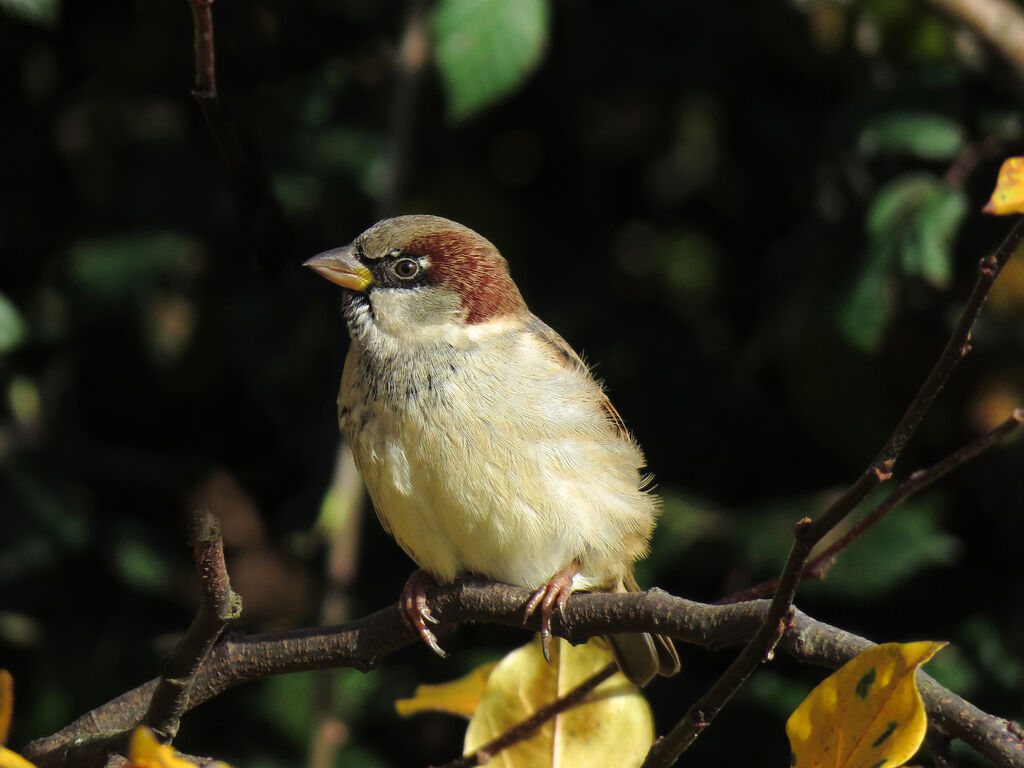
{"left": 463, "top": 638, "right": 652, "bottom": 768}
{"left": 395, "top": 661, "right": 499, "bottom": 718}
{"left": 128, "top": 727, "right": 228, "bottom": 768}
{"left": 983, "top": 157, "right": 1024, "bottom": 215}
{"left": 0, "top": 671, "right": 11, "bottom": 746}
{"left": 0, "top": 748, "right": 35, "bottom": 768}
{"left": 787, "top": 640, "right": 946, "bottom": 768}
{"left": 0, "top": 673, "right": 37, "bottom": 768}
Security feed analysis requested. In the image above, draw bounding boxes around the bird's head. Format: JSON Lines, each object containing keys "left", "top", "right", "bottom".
{"left": 304, "top": 215, "right": 528, "bottom": 339}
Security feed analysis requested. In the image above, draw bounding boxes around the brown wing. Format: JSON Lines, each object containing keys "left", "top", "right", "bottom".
{"left": 526, "top": 316, "right": 631, "bottom": 439}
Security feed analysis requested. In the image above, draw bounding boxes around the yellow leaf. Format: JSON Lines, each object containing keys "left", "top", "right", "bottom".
{"left": 464, "top": 638, "right": 653, "bottom": 768}
{"left": 0, "top": 747, "right": 36, "bottom": 768}
{"left": 395, "top": 661, "right": 499, "bottom": 718}
{"left": 0, "top": 671, "right": 38, "bottom": 768}
{"left": 0, "top": 670, "right": 12, "bottom": 745}
{"left": 128, "top": 727, "right": 228, "bottom": 768}
{"left": 787, "top": 640, "right": 946, "bottom": 768}
{"left": 983, "top": 157, "right": 1024, "bottom": 215}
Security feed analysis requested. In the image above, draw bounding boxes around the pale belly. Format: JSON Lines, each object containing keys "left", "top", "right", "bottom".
{"left": 337, "top": 331, "right": 656, "bottom": 593}
{"left": 348, "top": 405, "right": 585, "bottom": 589}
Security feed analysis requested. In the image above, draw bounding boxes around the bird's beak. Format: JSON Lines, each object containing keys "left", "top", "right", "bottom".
{"left": 303, "top": 245, "right": 374, "bottom": 292}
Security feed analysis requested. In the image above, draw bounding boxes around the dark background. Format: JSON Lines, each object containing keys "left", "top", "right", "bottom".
{"left": 2, "top": 0, "right": 1023, "bottom": 765}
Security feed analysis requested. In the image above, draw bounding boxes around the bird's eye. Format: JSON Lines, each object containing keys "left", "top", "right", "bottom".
{"left": 392, "top": 258, "right": 420, "bottom": 279}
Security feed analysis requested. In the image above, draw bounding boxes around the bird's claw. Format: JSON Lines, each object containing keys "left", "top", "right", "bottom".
{"left": 524, "top": 563, "right": 578, "bottom": 662}
{"left": 399, "top": 569, "right": 447, "bottom": 658}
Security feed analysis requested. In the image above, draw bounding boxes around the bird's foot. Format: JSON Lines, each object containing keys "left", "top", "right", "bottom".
{"left": 524, "top": 561, "right": 579, "bottom": 662}
{"left": 399, "top": 569, "right": 446, "bottom": 658}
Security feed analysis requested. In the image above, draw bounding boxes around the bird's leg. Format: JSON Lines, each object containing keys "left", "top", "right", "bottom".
{"left": 399, "top": 569, "right": 446, "bottom": 658}
{"left": 523, "top": 560, "right": 579, "bottom": 662}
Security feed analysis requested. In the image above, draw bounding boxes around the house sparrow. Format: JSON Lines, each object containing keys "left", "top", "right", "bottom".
{"left": 304, "top": 215, "right": 679, "bottom": 686}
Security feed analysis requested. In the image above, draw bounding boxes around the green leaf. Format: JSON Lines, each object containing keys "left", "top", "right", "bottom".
{"left": 68, "top": 232, "right": 204, "bottom": 301}
{"left": 432, "top": 0, "right": 550, "bottom": 122}
{"left": 804, "top": 497, "right": 959, "bottom": 599}
{"left": 111, "top": 528, "right": 172, "bottom": 594}
{"left": 838, "top": 258, "right": 893, "bottom": 353}
{"left": 922, "top": 642, "right": 980, "bottom": 698}
{"left": 865, "top": 175, "right": 937, "bottom": 240}
{"left": 840, "top": 175, "right": 966, "bottom": 351}
{"left": 914, "top": 186, "right": 967, "bottom": 287}
{"left": 959, "top": 616, "right": 1024, "bottom": 690}
{"left": 0, "top": 293, "right": 28, "bottom": 353}
{"left": 858, "top": 112, "right": 965, "bottom": 161}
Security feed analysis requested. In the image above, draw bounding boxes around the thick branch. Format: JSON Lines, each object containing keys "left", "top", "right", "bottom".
{"left": 141, "top": 510, "right": 242, "bottom": 741}
{"left": 22, "top": 581, "right": 1024, "bottom": 768}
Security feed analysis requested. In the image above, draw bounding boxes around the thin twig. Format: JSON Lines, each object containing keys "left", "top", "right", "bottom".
{"left": 642, "top": 219, "right": 1024, "bottom": 768}
{"left": 432, "top": 662, "right": 618, "bottom": 768}
{"left": 720, "top": 408, "right": 1024, "bottom": 603}
{"left": 183, "top": 0, "right": 289, "bottom": 271}
{"left": 186, "top": 0, "right": 245, "bottom": 169}
{"left": 806, "top": 408, "right": 1022, "bottom": 578}
{"left": 928, "top": 730, "right": 960, "bottom": 768}
{"left": 944, "top": 136, "right": 1004, "bottom": 188}
{"left": 141, "top": 510, "right": 242, "bottom": 741}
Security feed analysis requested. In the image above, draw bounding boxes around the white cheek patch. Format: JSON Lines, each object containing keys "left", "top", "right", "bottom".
{"left": 370, "top": 287, "right": 462, "bottom": 338}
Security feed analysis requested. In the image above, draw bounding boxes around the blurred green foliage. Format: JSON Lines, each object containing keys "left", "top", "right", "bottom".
{"left": 1, "top": 0, "right": 1023, "bottom": 766}
{"left": 0, "top": 295, "right": 28, "bottom": 354}
{"left": 0, "top": 0, "right": 56, "bottom": 27}
{"left": 68, "top": 233, "right": 205, "bottom": 302}
{"left": 432, "top": 0, "right": 550, "bottom": 121}
{"left": 841, "top": 174, "right": 968, "bottom": 350}
{"left": 858, "top": 112, "right": 965, "bottom": 161}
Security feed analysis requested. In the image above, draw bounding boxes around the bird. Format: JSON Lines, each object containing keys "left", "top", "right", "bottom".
{"left": 304, "top": 214, "right": 679, "bottom": 686}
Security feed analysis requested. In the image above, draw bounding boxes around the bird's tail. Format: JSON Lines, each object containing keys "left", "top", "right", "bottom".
{"left": 603, "top": 572, "right": 680, "bottom": 687}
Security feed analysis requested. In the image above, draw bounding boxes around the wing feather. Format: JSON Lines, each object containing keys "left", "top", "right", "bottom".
{"left": 526, "top": 316, "right": 631, "bottom": 439}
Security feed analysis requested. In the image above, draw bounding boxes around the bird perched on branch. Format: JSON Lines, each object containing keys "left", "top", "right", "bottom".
{"left": 305, "top": 215, "right": 679, "bottom": 686}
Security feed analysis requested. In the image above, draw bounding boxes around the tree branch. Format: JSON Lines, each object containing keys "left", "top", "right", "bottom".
{"left": 721, "top": 408, "right": 1024, "bottom": 603}
{"left": 643, "top": 219, "right": 1024, "bottom": 767}
{"left": 183, "top": 0, "right": 289, "bottom": 271}
{"left": 141, "top": 510, "right": 242, "bottom": 741}
{"left": 21, "top": 581, "right": 1024, "bottom": 768}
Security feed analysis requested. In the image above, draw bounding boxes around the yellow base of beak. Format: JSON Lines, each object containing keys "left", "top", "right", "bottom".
{"left": 303, "top": 245, "right": 373, "bottom": 292}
